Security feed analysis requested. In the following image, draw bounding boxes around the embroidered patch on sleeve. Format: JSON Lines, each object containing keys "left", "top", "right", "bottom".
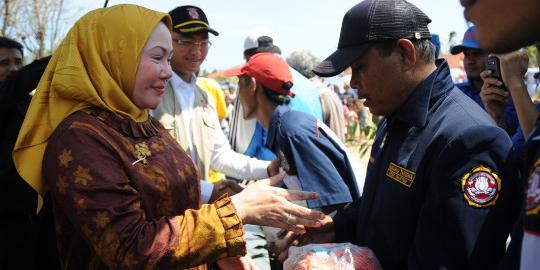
{"left": 526, "top": 159, "right": 540, "bottom": 215}
{"left": 461, "top": 165, "right": 501, "bottom": 207}
{"left": 386, "top": 162, "right": 416, "bottom": 187}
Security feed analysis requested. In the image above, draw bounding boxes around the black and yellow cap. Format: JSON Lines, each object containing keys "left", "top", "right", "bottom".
{"left": 169, "top": 5, "right": 219, "bottom": 36}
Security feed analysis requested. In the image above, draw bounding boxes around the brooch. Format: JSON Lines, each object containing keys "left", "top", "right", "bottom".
{"left": 132, "top": 142, "right": 152, "bottom": 165}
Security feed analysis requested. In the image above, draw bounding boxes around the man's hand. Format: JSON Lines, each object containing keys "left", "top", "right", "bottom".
{"left": 480, "top": 51, "right": 529, "bottom": 131}
{"left": 480, "top": 69, "right": 509, "bottom": 127}
{"left": 497, "top": 51, "right": 529, "bottom": 90}
{"left": 267, "top": 158, "right": 280, "bottom": 177}
{"left": 272, "top": 214, "right": 335, "bottom": 262}
{"left": 209, "top": 180, "right": 244, "bottom": 203}
{"left": 216, "top": 255, "right": 257, "bottom": 270}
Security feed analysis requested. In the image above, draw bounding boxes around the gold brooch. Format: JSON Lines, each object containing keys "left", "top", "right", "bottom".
{"left": 132, "top": 142, "right": 152, "bottom": 165}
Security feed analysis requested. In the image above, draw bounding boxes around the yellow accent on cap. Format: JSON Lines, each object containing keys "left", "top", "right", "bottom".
{"left": 177, "top": 26, "right": 208, "bottom": 33}
{"left": 174, "top": 20, "right": 209, "bottom": 29}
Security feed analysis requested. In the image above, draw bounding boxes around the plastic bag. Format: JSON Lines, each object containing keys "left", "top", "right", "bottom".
{"left": 283, "top": 243, "right": 381, "bottom": 270}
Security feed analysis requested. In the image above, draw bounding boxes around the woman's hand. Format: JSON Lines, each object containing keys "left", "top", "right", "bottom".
{"left": 231, "top": 172, "right": 324, "bottom": 234}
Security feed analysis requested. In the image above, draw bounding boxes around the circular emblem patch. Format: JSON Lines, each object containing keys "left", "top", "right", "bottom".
{"left": 461, "top": 166, "right": 501, "bottom": 207}
{"left": 526, "top": 160, "right": 540, "bottom": 215}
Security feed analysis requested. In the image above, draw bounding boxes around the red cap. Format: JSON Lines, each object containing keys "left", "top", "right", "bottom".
{"left": 223, "top": 52, "right": 295, "bottom": 97}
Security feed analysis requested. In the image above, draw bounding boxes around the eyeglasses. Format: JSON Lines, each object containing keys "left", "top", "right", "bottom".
{"left": 172, "top": 39, "right": 212, "bottom": 49}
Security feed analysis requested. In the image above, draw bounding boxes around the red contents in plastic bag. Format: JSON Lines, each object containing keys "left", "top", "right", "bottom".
{"left": 283, "top": 243, "right": 381, "bottom": 270}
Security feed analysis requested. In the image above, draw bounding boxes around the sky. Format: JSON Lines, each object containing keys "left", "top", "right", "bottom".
{"left": 67, "top": 0, "right": 469, "bottom": 72}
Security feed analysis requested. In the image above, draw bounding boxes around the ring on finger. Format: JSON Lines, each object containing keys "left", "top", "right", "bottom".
{"left": 285, "top": 212, "right": 292, "bottom": 224}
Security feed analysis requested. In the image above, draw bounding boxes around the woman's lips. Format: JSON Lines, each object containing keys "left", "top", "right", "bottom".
{"left": 152, "top": 86, "right": 165, "bottom": 94}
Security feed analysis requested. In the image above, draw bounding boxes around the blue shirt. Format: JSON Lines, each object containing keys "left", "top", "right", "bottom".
{"left": 266, "top": 105, "right": 359, "bottom": 209}
{"left": 288, "top": 68, "right": 323, "bottom": 120}
{"left": 456, "top": 81, "right": 519, "bottom": 134}
{"left": 511, "top": 103, "right": 540, "bottom": 158}
{"left": 334, "top": 61, "right": 520, "bottom": 269}
{"left": 242, "top": 67, "right": 324, "bottom": 161}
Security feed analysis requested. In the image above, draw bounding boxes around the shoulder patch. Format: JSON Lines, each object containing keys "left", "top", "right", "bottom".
{"left": 461, "top": 165, "right": 501, "bottom": 207}
{"left": 526, "top": 159, "right": 540, "bottom": 215}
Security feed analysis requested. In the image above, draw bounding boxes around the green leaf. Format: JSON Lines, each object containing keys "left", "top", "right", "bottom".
{"left": 251, "top": 253, "right": 268, "bottom": 259}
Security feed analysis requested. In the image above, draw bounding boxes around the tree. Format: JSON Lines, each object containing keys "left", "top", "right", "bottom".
{"left": 447, "top": 31, "right": 458, "bottom": 54}
{"left": 527, "top": 45, "right": 538, "bottom": 68}
{"left": 0, "top": 0, "right": 73, "bottom": 60}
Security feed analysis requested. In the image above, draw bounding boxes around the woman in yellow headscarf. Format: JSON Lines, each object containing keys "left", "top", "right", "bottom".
{"left": 13, "top": 4, "right": 323, "bottom": 269}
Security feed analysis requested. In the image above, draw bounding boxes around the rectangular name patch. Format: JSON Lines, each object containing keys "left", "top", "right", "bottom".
{"left": 386, "top": 162, "right": 416, "bottom": 187}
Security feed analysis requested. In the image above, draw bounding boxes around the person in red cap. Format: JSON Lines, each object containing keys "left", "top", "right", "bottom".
{"left": 224, "top": 52, "right": 365, "bottom": 224}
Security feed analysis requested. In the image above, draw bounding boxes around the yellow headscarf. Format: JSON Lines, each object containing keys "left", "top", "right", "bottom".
{"left": 13, "top": 4, "right": 172, "bottom": 202}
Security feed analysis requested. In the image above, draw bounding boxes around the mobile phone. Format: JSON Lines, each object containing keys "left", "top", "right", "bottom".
{"left": 485, "top": 56, "right": 507, "bottom": 90}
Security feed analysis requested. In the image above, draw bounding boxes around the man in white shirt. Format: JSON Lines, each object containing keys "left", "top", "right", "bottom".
{"left": 153, "top": 6, "right": 277, "bottom": 204}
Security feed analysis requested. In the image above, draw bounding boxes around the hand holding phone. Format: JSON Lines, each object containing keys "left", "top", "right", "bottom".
{"left": 485, "top": 56, "right": 507, "bottom": 90}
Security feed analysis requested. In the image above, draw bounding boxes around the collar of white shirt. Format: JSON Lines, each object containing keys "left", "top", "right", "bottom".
{"left": 171, "top": 72, "right": 196, "bottom": 91}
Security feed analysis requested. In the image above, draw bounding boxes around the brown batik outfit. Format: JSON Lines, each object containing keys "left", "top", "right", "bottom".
{"left": 43, "top": 108, "right": 245, "bottom": 269}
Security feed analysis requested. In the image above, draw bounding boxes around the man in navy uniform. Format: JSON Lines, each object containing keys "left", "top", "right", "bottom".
{"left": 456, "top": 0, "right": 540, "bottom": 268}
{"left": 276, "top": 0, "right": 521, "bottom": 268}
{"left": 451, "top": 26, "right": 518, "bottom": 135}
{"left": 223, "top": 52, "right": 366, "bottom": 214}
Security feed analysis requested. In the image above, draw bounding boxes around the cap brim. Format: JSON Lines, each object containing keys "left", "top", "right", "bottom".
{"left": 223, "top": 65, "right": 245, "bottom": 77}
{"left": 175, "top": 26, "right": 219, "bottom": 36}
{"left": 313, "top": 44, "right": 371, "bottom": 77}
{"left": 450, "top": 45, "right": 468, "bottom": 55}
{"left": 450, "top": 41, "right": 481, "bottom": 54}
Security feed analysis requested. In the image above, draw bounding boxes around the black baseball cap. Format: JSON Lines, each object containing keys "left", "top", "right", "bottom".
{"left": 313, "top": 0, "right": 431, "bottom": 77}
{"left": 169, "top": 5, "right": 219, "bottom": 36}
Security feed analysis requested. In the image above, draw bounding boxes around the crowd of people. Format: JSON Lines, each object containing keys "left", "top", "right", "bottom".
{"left": 2, "top": 0, "right": 540, "bottom": 269}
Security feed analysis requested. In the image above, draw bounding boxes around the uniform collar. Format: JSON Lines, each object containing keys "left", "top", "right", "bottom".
{"left": 266, "top": 105, "right": 290, "bottom": 150}
{"left": 391, "top": 60, "right": 454, "bottom": 128}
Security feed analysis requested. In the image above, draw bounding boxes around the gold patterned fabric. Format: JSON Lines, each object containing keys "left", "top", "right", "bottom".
{"left": 13, "top": 4, "right": 172, "bottom": 198}
{"left": 44, "top": 108, "right": 246, "bottom": 269}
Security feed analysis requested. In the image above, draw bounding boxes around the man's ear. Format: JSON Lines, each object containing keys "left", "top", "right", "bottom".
{"left": 396, "top": 39, "right": 417, "bottom": 71}
{"left": 249, "top": 77, "right": 258, "bottom": 95}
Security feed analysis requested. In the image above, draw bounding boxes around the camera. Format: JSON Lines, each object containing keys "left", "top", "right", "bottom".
{"left": 485, "top": 56, "right": 507, "bottom": 90}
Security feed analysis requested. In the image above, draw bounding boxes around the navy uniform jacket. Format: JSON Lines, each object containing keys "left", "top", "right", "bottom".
{"left": 520, "top": 118, "right": 540, "bottom": 269}
{"left": 267, "top": 105, "right": 361, "bottom": 209}
{"left": 333, "top": 60, "right": 521, "bottom": 269}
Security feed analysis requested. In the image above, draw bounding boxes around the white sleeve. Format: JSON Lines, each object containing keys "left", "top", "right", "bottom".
{"left": 210, "top": 113, "right": 270, "bottom": 180}
{"left": 200, "top": 179, "right": 214, "bottom": 204}
{"left": 521, "top": 231, "right": 540, "bottom": 269}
